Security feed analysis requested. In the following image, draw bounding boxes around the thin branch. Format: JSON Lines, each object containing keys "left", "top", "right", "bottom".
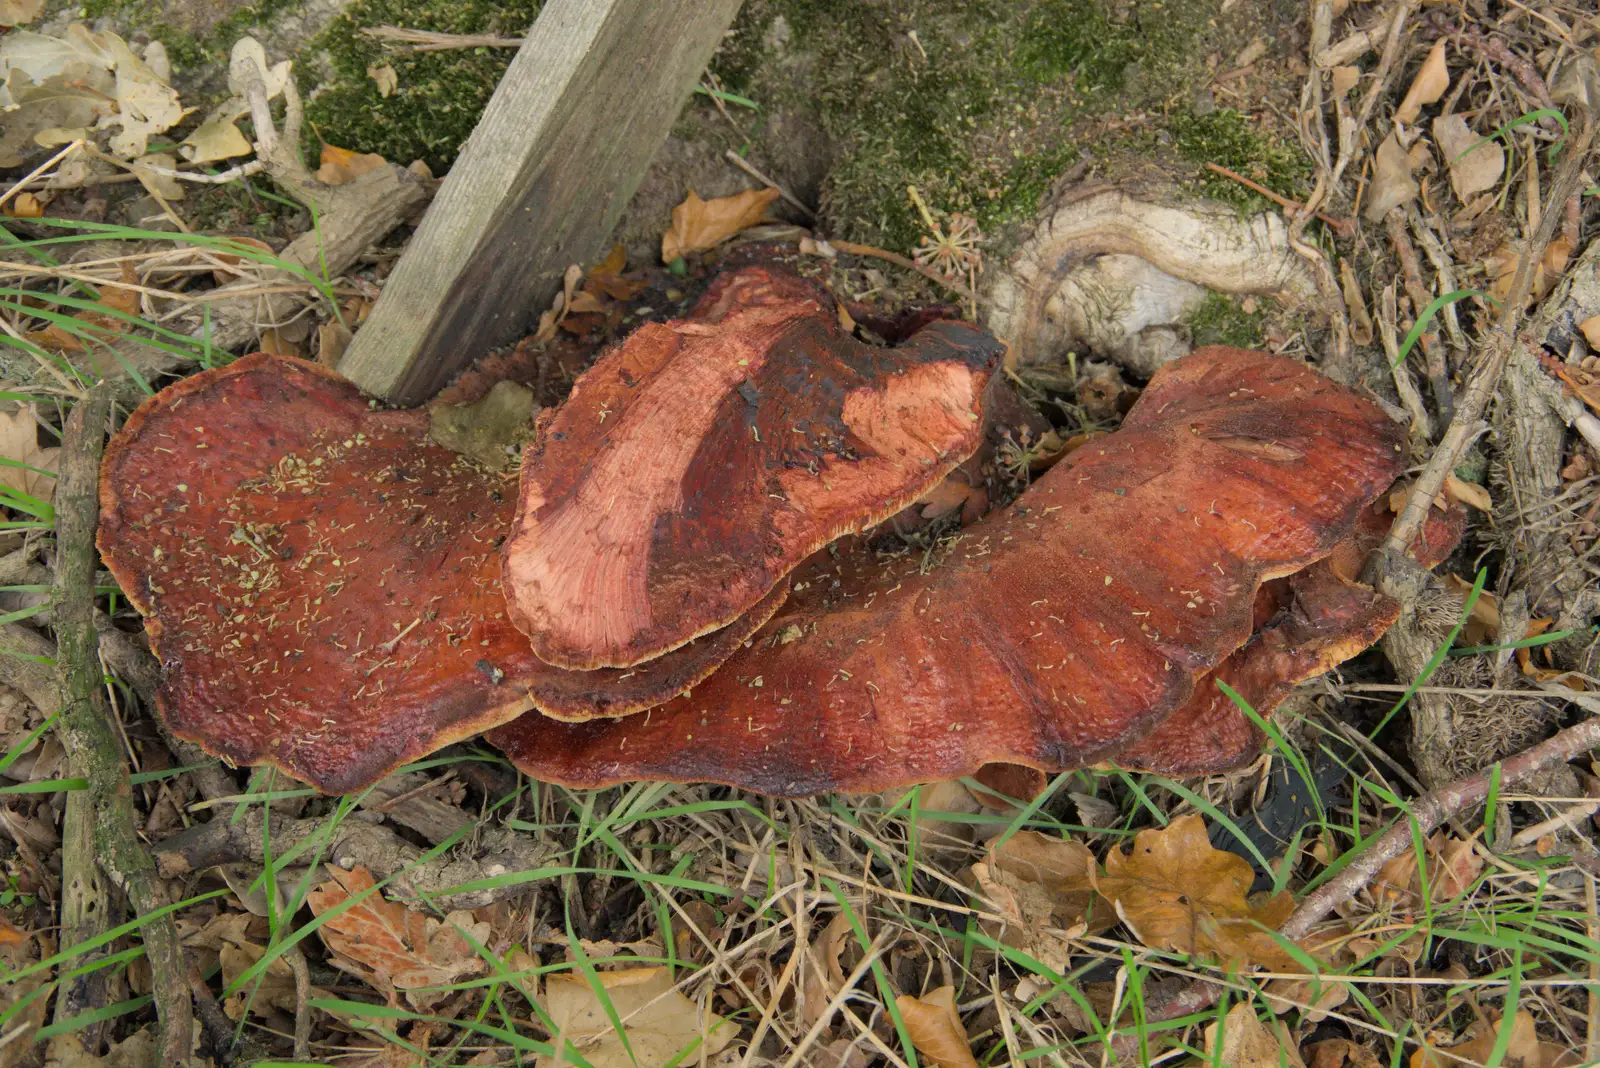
{"left": 53, "top": 383, "right": 194, "bottom": 1066}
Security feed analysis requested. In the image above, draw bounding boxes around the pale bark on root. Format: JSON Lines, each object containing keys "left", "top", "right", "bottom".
{"left": 52, "top": 383, "right": 194, "bottom": 1066}
{"left": 984, "top": 186, "right": 1320, "bottom": 377}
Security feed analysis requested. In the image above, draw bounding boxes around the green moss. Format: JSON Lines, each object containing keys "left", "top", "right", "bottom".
{"left": 1169, "top": 107, "right": 1312, "bottom": 211}
{"left": 302, "top": 0, "right": 543, "bottom": 174}
{"left": 1188, "top": 291, "right": 1264, "bottom": 348}
{"left": 714, "top": 0, "right": 1228, "bottom": 253}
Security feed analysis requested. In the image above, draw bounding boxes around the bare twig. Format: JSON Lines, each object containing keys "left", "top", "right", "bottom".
{"left": 53, "top": 383, "right": 194, "bottom": 1066}
{"left": 361, "top": 25, "right": 524, "bottom": 51}
{"left": 1204, "top": 162, "right": 1354, "bottom": 237}
{"left": 725, "top": 150, "right": 815, "bottom": 218}
{"left": 1385, "top": 210, "right": 1454, "bottom": 424}
{"left": 827, "top": 239, "right": 988, "bottom": 308}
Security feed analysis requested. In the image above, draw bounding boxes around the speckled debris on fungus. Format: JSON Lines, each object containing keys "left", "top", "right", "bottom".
{"left": 503, "top": 265, "right": 1006, "bottom": 671}
{"left": 489, "top": 347, "right": 1433, "bottom": 796}
{"left": 97, "top": 355, "right": 794, "bottom": 792}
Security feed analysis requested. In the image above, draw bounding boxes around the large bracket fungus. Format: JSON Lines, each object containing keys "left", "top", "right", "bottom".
{"left": 100, "top": 266, "right": 1456, "bottom": 797}
{"left": 97, "top": 356, "right": 791, "bottom": 792}
{"left": 488, "top": 347, "right": 1456, "bottom": 796}
{"left": 503, "top": 267, "right": 1006, "bottom": 670}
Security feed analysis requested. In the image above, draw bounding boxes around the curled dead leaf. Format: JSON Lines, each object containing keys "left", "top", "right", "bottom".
{"left": 1433, "top": 114, "right": 1504, "bottom": 201}
{"left": 1364, "top": 131, "right": 1420, "bottom": 222}
{"left": 1580, "top": 314, "right": 1600, "bottom": 349}
{"left": 661, "top": 186, "right": 780, "bottom": 263}
{"left": 895, "top": 987, "right": 979, "bottom": 1068}
{"left": 368, "top": 62, "right": 398, "bottom": 98}
{"left": 1395, "top": 40, "right": 1449, "bottom": 124}
{"left": 800, "top": 912, "right": 854, "bottom": 1028}
{"left": 1409, "top": 1010, "right": 1577, "bottom": 1068}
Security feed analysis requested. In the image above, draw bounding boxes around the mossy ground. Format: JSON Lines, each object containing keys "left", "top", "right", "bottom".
{"left": 78, "top": 0, "right": 1309, "bottom": 266}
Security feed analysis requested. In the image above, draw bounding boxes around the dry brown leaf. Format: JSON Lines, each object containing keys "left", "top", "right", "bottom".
{"left": 307, "top": 864, "right": 490, "bottom": 1009}
{"left": 219, "top": 940, "right": 306, "bottom": 1021}
{"left": 1339, "top": 259, "right": 1373, "bottom": 346}
{"left": 26, "top": 262, "right": 143, "bottom": 354}
{"left": 583, "top": 244, "right": 648, "bottom": 301}
{"left": 1370, "top": 832, "right": 1483, "bottom": 914}
{"left": 1331, "top": 65, "right": 1360, "bottom": 94}
{"left": 895, "top": 987, "right": 979, "bottom": 1068}
{"left": 1580, "top": 314, "right": 1600, "bottom": 349}
{"left": 660, "top": 187, "right": 780, "bottom": 263}
{"left": 258, "top": 327, "right": 304, "bottom": 359}
{"left": 1206, "top": 1004, "right": 1307, "bottom": 1068}
{"left": 1433, "top": 114, "right": 1504, "bottom": 200}
{"left": 0, "top": 406, "right": 60, "bottom": 505}
{"left": 316, "top": 143, "right": 389, "bottom": 186}
{"left": 1443, "top": 473, "right": 1492, "bottom": 512}
{"left": 1364, "top": 131, "right": 1420, "bottom": 222}
{"left": 1445, "top": 573, "right": 1501, "bottom": 645}
{"left": 1308, "top": 1038, "right": 1384, "bottom": 1068}
{"left": 1409, "top": 1010, "right": 1577, "bottom": 1068}
{"left": 317, "top": 321, "right": 354, "bottom": 367}
{"left": 1486, "top": 236, "right": 1570, "bottom": 307}
{"left": 1395, "top": 40, "right": 1449, "bottom": 124}
{"left": 1092, "top": 813, "right": 1298, "bottom": 969}
{"left": 535, "top": 966, "right": 736, "bottom": 1068}
{"left": 906, "top": 778, "right": 983, "bottom": 846}
{"left": 130, "top": 151, "right": 183, "bottom": 201}
{"left": 1265, "top": 974, "right": 1350, "bottom": 1022}
{"left": 800, "top": 911, "right": 854, "bottom": 1028}
{"left": 367, "top": 62, "right": 398, "bottom": 98}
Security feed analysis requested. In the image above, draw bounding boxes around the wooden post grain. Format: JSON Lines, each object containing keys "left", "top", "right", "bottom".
{"left": 339, "top": 0, "right": 745, "bottom": 404}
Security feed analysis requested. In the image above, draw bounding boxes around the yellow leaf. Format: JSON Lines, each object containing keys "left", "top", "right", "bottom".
{"left": 1395, "top": 40, "right": 1449, "bottom": 124}
{"left": 1443, "top": 473, "right": 1491, "bottom": 512}
{"left": 535, "top": 966, "right": 736, "bottom": 1068}
{"left": 0, "top": 0, "right": 44, "bottom": 26}
{"left": 660, "top": 187, "right": 780, "bottom": 263}
{"left": 1206, "top": 1004, "right": 1307, "bottom": 1068}
{"left": 1092, "top": 813, "right": 1298, "bottom": 969}
{"left": 0, "top": 406, "right": 60, "bottom": 505}
{"left": 316, "top": 143, "right": 389, "bottom": 186}
{"left": 895, "top": 986, "right": 979, "bottom": 1068}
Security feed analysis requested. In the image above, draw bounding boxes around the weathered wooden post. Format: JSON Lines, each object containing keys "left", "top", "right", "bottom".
{"left": 339, "top": 0, "right": 744, "bottom": 404}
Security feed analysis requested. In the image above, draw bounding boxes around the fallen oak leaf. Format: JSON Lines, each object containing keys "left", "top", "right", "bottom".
{"left": 661, "top": 186, "right": 780, "bottom": 263}
{"left": 306, "top": 864, "right": 490, "bottom": 1009}
{"left": 535, "top": 966, "right": 736, "bottom": 1068}
{"left": 1409, "top": 1010, "right": 1578, "bottom": 1068}
{"left": 895, "top": 986, "right": 980, "bottom": 1068}
{"left": 1433, "top": 114, "right": 1505, "bottom": 200}
{"left": 1364, "top": 131, "right": 1420, "bottom": 222}
{"left": 1092, "top": 813, "right": 1299, "bottom": 970}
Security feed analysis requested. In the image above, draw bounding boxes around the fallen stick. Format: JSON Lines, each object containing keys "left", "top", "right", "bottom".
{"left": 826, "top": 239, "right": 988, "bottom": 307}
{"left": 1204, "top": 163, "right": 1354, "bottom": 237}
{"left": 52, "top": 383, "right": 194, "bottom": 1066}
{"left": 1385, "top": 210, "right": 1455, "bottom": 426}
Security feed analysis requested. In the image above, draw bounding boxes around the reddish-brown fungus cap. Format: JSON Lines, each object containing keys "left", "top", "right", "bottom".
{"left": 503, "top": 265, "right": 1007, "bottom": 670}
{"left": 489, "top": 346, "right": 1410, "bottom": 795}
{"left": 1111, "top": 497, "right": 1467, "bottom": 775}
{"left": 97, "top": 355, "right": 792, "bottom": 793}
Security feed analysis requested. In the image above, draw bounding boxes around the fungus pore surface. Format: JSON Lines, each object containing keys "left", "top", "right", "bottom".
{"left": 489, "top": 346, "right": 1417, "bottom": 795}
{"left": 503, "top": 265, "right": 1007, "bottom": 670}
{"left": 97, "top": 355, "right": 790, "bottom": 792}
